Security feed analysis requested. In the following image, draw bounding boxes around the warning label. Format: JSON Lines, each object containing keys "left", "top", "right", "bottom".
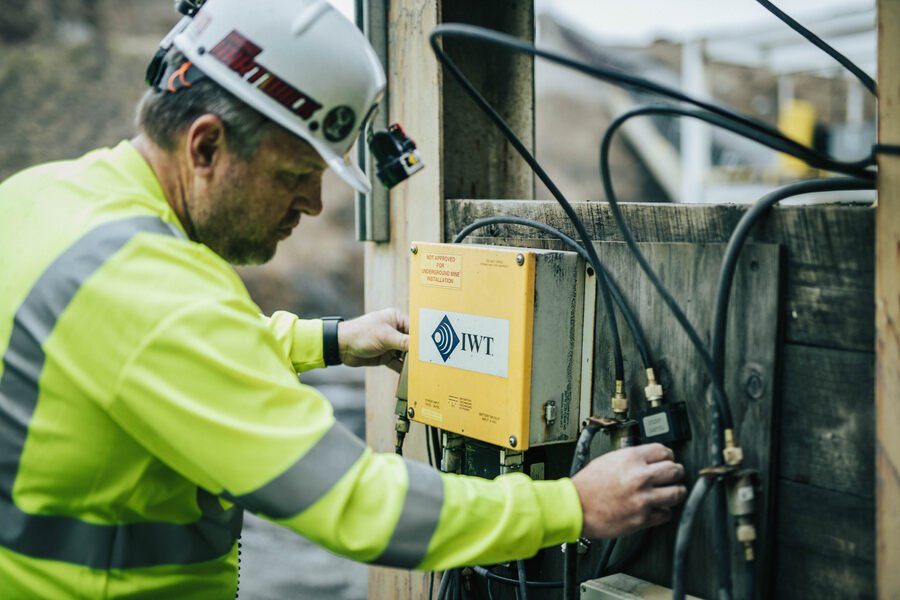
{"left": 421, "top": 252, "right": 462, "bottom": 288}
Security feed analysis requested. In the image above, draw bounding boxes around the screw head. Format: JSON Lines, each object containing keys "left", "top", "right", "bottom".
{"left": 509, "top": 435, "right": 518, "bottom": 447}
{"left": 407, "top": 407, "right": 415, "bottom": 418}
{"left": 410, "top": 244, "right": 418, "bottom": 255}
{"left": 516, "top": 254, "right": 525, "bottom": 266}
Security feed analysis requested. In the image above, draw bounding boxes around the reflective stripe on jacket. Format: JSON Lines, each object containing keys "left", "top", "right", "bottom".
{"left": 0, "top": 141, "right": 582, "bottom": 598}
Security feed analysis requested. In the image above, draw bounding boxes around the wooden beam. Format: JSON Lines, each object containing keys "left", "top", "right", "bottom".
{"left": 441, "top": 0, "right": 535, "bottom": 201}
{"left": 365, "top": 0, "right": 442, "bottom": 597}
{"left": 364, "top": 2, "right": 535, "bottom": 599}
{"left": 876, "top": 1, "right": 900, "bottom": 597}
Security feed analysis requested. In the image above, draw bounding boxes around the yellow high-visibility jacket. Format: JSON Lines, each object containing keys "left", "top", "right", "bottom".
{"left": 0, "top": 141, "right": 582, "bottom": 599}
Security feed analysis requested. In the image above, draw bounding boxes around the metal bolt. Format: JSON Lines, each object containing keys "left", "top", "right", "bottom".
{"left": 407, "top": 407, "right": 415, "bottom": 418}
{"left": 410, "top": 244, "right": 418, "bottom": 255}
{"left": 515, "top": 254, "right": 525, "bottom": 266}
{"left": 586, "top": 266, "right": 595, "bottom": 277}
{"left": 509, "top": 435, "right": 518, "bottom": 448}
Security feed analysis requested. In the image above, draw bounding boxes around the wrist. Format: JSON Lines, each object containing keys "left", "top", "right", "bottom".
{"left": 321, "top": 316, "right": 343, "bottom": 366}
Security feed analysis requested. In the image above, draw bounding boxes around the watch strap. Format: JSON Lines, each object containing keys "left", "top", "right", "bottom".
{"left": 322, "top": 317, "right": 343, "bottom": 366}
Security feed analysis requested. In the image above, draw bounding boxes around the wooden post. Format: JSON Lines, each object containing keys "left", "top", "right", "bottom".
{"left": 364, "top": 2, "right": 535, "bottom": 598}
{"left": 365, "top": 0, "right": 442, "bottom": 598}
{"left": 876, "top": 1, "right": 900, "bottom": 597}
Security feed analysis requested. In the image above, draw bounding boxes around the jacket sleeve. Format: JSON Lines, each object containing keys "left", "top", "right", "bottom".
{"left": 263, "top": 311, "right": 325, "bottom": 373}
{"left": 109, "top": 296, "right": 583, "bottom": 570}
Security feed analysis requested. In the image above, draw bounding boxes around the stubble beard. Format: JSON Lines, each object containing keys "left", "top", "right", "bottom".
{"left": 192, "top": 178, "right": 279, "bottom": 266}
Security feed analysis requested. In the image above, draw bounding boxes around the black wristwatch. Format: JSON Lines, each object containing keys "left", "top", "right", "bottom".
{"left": 321, "top": 316, "right": 343, "bottom": 366}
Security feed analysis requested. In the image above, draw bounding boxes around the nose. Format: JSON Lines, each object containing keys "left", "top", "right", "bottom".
{"left": 297, "top": 174, "right": 323, "bottom": 216}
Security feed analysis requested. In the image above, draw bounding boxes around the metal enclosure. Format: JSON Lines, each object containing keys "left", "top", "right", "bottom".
{"left": 408, "top": 242, "right": 588, "bottom": 450}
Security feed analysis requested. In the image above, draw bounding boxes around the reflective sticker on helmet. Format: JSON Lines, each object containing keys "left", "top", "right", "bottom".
{"left": 210, "top": 30, "right": 324, "bottom": 121}
{"left": 323, "top": 106, "right": 356, "bottom": 143}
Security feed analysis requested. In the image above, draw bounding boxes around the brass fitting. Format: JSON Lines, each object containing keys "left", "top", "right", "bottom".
{"left": 611, "top": 379, "right": 628, "bottom": 416}
{"left": 723, "top": 428, "right": 744, "bottom": 466}
{"left": 644, "top": 368, "right": 664, "bottom": 407}
{"left": 737, "top": 522, "right": 756, "bottom": 561}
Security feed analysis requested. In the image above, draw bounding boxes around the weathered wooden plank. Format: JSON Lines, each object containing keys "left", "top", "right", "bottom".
{"left": 876, "top": 1, "right": 900, "bottom": 596}
{"left": 456, "top": 240, "right": 781, "bottom": 599}
{"left": 447, "top": 200, "right": 875, "bottom": 352}
{"left": 774, "top": 479, "right": 875, "bottom": 599}
{"left": 779, "top": 344, "right": 875, "bottom": 499}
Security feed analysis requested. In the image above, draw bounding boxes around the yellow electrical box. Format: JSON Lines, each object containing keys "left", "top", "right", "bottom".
{"left": 408, "top": 242, "right": 592, "bottom": 451}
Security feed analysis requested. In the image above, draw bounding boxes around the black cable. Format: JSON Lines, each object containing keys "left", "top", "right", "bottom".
{"left": 426, "top": 425, "right": 434, "bottom": 468}
{"left": 564, "top": 421, "right": 602, "bottom": 600}
{"left": 593, "top": 538, "right": 618, "bottom": 579}
{"left": 431, "top": 426, "right": 442, "bottom": 469}
{"left": 710, "top": 176, "right": 874, "bottom": 379}
{"left": 429, "top": 572, "right": 435, "bottom": 600}
{"left": 516, "top": 560, "right": 529, "bottom": 600}
{"left": 431, "top": 27, "right": 631, "bottom": 383}
{"left": 432, "top": 27, "right": 876, "bottom": 438}
{"left": 453, "top": 216, "right": 653, "bottom": 370}
{"left": 672, "top": 477, "right": 713, "bottom": 600}
{"left": 712, "top": 482, "right": 733, "bottom": 599}
{"left": 430, "top": 24, "right": 875, "bottom": 177}
{"left": 431, "top": 23, "right": 877, "bottom": 600}
{"left": 755, "top": 0, "right": 877, "bottom": 97}
{"left": 746, "top": 560, "right": 756, "bottom": 600}
{"left": 437, "top": 569, "right": 452, "bottom": 600}
{"left": 601, "top": 108, "right": 879, "bottom": 440}
{"left": 472, "top": 566, "right": 562, "bottom": 589}
{"left": 569, "top": 421, "right": 602, "bottom": 478}
{"left": 599, "top": 106, "right": 735, "bottom": 432}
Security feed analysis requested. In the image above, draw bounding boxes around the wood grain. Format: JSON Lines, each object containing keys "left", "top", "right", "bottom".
{"left": 448, "top": 200, "right": 876, "bottom": 598}
{"left": 448, "top": 200, "right": 874, "bottom": 352}
{"left": 876, "top": 1, "right": 900, "bottom": 596}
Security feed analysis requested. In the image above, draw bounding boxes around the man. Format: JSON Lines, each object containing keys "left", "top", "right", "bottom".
{"left": 0, "top": 0, "right": 686, "bottom": 597}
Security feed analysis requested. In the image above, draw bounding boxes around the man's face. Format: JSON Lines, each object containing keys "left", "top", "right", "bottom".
{"left": 190, "top": 127, "right": 327, "bottom": 265}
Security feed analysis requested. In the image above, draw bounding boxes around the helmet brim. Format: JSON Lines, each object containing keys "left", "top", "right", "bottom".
{"left": 324, "top": 149, "right": 372, "bottom": 195}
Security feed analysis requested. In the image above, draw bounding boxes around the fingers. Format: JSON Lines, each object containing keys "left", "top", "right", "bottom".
{"left": 644, "top": 483, "right": 688, "bottom": 510}
{"left": 646, "top": 506, "right": 674, "bottom": 528}
{"left": 639, "top": 443, "right": 675, "bottom": 464}
{"left": 386, "top": 352, "right": 405, "bottom": 373}
{"left": 381, "top": 324, "right": 409, "bottom": 353}
{"left": 644, "top": 460, "right": 685, "bottom": 487}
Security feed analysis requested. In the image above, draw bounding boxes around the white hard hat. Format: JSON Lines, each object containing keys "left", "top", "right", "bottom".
{"left": 170, "top": 0, "right": 385, "bottom": 194}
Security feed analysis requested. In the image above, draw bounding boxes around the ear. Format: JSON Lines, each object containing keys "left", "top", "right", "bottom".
{"left": 185, "top": 114, "right": 227, "bottom": 178}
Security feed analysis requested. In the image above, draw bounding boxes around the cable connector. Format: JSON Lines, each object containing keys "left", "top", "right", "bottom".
{"left": 393, "top": 357, "right": 410, "bottom": 455}
{"left": 611, "top": 379, "right": 628, "bottom": 417}
{"left": 441, "top": 432, "right": 463, "bottom": 473}
{"left": 726, "top": 470, "right": 759, "bottom": 561}
{"left": 644, "top": 368, "right": 664, "bottom": 407}
{"left": 723, "top": 428, "right": 744, "bottom": 466}
{"left": 394, "top": 400, "right": 410, "bottom": 456}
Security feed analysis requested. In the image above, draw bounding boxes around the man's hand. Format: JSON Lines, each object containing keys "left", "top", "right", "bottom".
{"left": 337, "top": 308, "right": 409, "bottom": 372}
{"left": 571, "top": 443, "right": 687, "bottom": 539}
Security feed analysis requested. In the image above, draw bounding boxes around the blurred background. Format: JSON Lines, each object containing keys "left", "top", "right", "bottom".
{"left": 0, "top": 0, "right": 875, "bottom": 597}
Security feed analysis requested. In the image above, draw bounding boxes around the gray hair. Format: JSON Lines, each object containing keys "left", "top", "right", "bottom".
{"left": 136, "top": 52, "right": 272, "bottom": 160}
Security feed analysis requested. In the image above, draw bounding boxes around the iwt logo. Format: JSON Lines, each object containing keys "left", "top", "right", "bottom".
{"left": 431, "top": 315, "right": 460, "bottom": 362}
{"left": 431, "top": 314, "right": 495, "bottom": 362}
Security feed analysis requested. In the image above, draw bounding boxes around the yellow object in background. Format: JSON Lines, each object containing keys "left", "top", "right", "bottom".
{"left": 778, "top": 99, "right": 818, "bottom": 176}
